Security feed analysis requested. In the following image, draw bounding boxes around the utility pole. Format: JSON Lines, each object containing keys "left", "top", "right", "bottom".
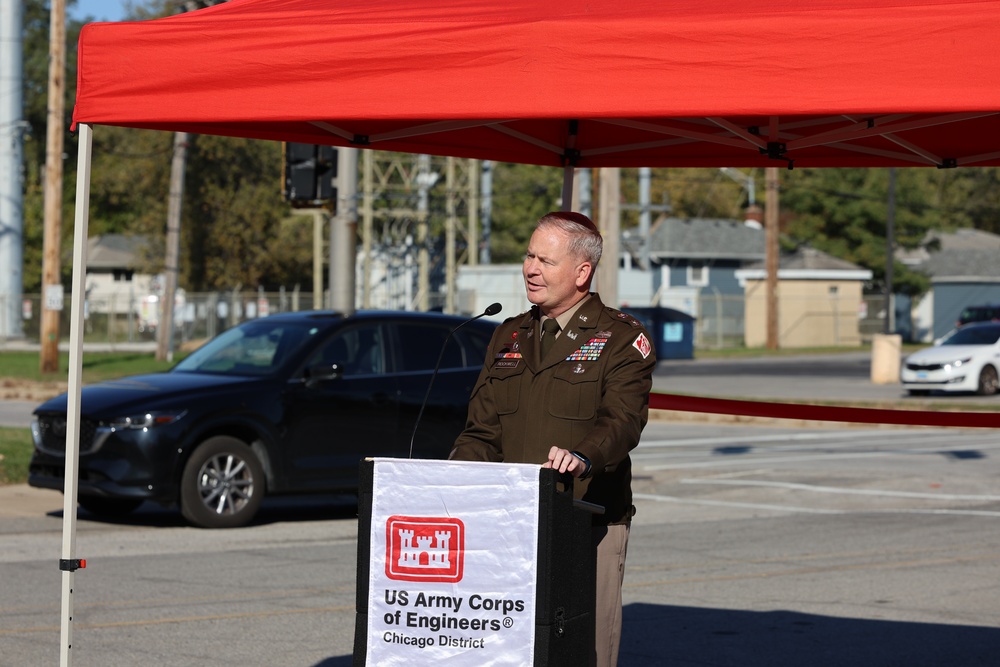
{"left": 765, "top": 167, "right": 780, "bottom": 350}
{"left": 0, "top": 0, "right": 25, "bottom": 340}
{"left": 467, "top": 159, "right": 479, "bottom": 268}
{"left": 884, "top": 167, "right": 896, "bottom": 335}
{"left": 361, "top": 150, "right": 374, "bottom": 307}
{"left": 416, "top": 154, "right": 431, "bottom": 311}
{"left": 445, "top": 157, "right": 457, "bottom": 313}
{"left": 596, "top": 167, "right": 620, "bottom": 306}
{"left": 330, "top": 147, "right": 358, "bottom": 314}
{"left": 40, "top": 0, "right": 66, "bottom": 373}
{"left": 156, "top": 132, "right": 188, "bottom": 362}
{"left": 479, "top": 160, "right": 492, "bottom": 264}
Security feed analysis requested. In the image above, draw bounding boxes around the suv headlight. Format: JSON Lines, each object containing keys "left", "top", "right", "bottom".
{"left": 109, "top": 410, "right": 187, "bottom": 432}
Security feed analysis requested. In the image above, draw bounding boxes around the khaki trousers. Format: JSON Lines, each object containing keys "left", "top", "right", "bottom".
{"left": 593, "top": 522, "right": 630, "bottom": 667}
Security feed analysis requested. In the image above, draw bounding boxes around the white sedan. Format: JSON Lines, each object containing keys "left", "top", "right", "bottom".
{"left": 901, "top": 322, "right": 1000, "bottom": 396}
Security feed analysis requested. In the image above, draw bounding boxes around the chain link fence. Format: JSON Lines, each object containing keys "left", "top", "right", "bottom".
{"left": 3, "top": 290, "right": 892, "bottom": 351}
{"left": 2, "top": 289, "right": 320, "bottom": 349}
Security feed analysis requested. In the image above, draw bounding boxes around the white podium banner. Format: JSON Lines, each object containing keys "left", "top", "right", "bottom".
{"left": 366, "top": 458, "right": 540, "bottom": 666}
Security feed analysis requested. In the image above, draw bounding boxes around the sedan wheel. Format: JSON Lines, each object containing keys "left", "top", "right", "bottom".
{"left": 976, "top": 365, "right": 999, "bottom": 396}
{"left": 180, "top": 436, "right": 265, "bottom": 528}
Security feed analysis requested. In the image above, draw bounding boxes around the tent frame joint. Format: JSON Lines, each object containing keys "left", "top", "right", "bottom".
{"left": 759, "top": 141, "right": 794, "bottom": 168}
{"left": 351, "top": 134, "right": 370, "bottom": 146}
{"left": 936, "top": 157, "right": 958, "bottom": 169}
{"left": 59, "top": 558, "right": 85, "bottom": 572}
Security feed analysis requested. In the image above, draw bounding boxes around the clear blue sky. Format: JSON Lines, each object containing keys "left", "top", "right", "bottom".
{"left": 71, "top": 0, "right": 130, "bottom": 22}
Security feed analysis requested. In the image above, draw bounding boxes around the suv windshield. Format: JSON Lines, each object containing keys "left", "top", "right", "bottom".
{"left": 958, "top": 305, "right": 1000, "bottom": 326}
{"left": 174, "top": 321, "right": 320, "bottom": 375}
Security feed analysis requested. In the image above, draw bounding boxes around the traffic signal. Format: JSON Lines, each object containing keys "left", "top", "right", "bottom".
{"left": 283, "top": 143, "right": 337, "bottom": 206}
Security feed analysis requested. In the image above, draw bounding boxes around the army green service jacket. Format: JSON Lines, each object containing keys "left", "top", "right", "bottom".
{"left": 450, "top": 293, "right": 656, "bottom": 525}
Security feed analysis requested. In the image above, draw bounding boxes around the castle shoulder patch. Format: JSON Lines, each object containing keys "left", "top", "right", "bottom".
{"left": 632, "top": 332, "right": 652, "bottom": 359}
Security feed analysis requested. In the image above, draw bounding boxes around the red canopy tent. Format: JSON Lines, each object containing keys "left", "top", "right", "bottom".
{"left": 58, "top": 2, "right": 1000, "bottom": 663}
{"left": 74, "top": 0, "right": 1000, "bottom": 169}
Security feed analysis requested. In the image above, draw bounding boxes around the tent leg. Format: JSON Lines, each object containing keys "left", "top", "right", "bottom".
{"left": 561, "top": 165, "right": 575, "bottom": 211}
{"left": 60, "top": 122, "right": 92, "bottom": 667}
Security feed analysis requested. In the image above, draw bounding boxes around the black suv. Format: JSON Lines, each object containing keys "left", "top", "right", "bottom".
{"left": 957, "top": 304, "right": 1000, "bottom": 328}
{"left": 29, "top": 310, "right": 496, "bottom": 528}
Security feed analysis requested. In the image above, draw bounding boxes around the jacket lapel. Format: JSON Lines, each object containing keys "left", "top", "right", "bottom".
{"left": 518, "top": 309, "right": 539, "bottom": 373}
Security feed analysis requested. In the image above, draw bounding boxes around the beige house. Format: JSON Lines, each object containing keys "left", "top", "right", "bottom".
{"left": 736, "top": 247, "right": 872, "bottom": 348}
{"left": 85, "top": 235, "right": 160, "bottom": 327}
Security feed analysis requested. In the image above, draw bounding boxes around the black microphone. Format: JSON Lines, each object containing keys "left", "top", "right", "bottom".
{"left": 408, "top": 302, "right": 502, "bottom": 458}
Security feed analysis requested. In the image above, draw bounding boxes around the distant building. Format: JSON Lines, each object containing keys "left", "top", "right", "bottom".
{"left": 737, "top": 247, "right": 872, "bottom": 348}
{"left": 85, "top": 234, "right": 160, "bottom": 331}
{"left": 905, "top": 228, "right": 1000, "bottom": 340}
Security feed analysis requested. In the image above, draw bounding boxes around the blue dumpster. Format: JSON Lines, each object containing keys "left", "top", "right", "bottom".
{"left": 621, "top": 307, "right": 696, "bottom": 360}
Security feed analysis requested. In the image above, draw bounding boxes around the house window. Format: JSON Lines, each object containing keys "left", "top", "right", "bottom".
{"left": 112, "top": 269, "right": 134, "bottom": 282}
{"left": 687, "top": 262, "right": 709, "bottom": 287}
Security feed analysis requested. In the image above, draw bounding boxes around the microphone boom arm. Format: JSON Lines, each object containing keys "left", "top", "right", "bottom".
{"left": 407, "top": 303, "right": 502, "bottom": 458}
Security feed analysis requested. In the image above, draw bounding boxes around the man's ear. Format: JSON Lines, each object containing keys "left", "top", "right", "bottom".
{"left": 575, "top": 261, "right": 593, "bottom": 288}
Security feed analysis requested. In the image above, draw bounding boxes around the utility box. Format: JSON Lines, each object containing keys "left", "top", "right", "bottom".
{"left": 622, "top": 306, "right": 696, "bottom": 360}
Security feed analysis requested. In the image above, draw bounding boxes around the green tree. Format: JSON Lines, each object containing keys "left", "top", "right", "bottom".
{"left": 184, "top": 135, "right": 299, "bottom": 290}
{"left": 488, "top": 163, "right": 563, "bottom": 262}
{"left": 21, "top": 0, "right": 85, "bottom": 292}
{"left": 780, "top": 167, "right": 953, "bottom": 296}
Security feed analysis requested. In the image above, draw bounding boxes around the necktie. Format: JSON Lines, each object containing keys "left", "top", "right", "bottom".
{"left": 541, "top": 318, "right": 560, "bottom": 358}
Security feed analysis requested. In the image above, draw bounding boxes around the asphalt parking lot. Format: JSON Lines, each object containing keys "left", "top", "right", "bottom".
{"left": 4, "top": 351, "right": 1000, "bottom": 666}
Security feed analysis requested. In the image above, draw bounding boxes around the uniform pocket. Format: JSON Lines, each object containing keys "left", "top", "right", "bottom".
{"left": 489, "top": 363, "right": 524, "bottom": 415}
{"left": 548, "top": 365, "right": 599, "bottom": 420}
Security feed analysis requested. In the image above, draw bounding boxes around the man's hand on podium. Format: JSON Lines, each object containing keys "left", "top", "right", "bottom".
{"left": 542, "top": 446, "right": 591, "bottom": 479}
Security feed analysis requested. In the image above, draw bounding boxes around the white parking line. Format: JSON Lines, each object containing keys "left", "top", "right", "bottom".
{"left": 680, "top": 478, "right": 1000, "bottom": 502}
{"left": 633, "top": 493, "right": 1000, "bottom": 517}
{"left": 640, "top": 441, "right": 1000, "bottom": 470}
{"left": 638, "top": 429, "right": 920, "bottom": 449}
{"left": 633, "top": 492, "right": 843, "bottom": 514}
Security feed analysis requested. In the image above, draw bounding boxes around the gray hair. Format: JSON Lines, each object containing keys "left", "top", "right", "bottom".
{"left": 537, "top": 211, "right": 603, "bottom": 266}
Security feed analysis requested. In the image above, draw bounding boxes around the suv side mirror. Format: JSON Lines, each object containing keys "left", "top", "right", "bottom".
{"left": 305, "top": 363, "right": 345, "bottom": 385}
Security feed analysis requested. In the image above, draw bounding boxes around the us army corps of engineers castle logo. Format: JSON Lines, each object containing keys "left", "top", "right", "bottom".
{"left": 385, "top": 516, "right": 465, "bottom": 583}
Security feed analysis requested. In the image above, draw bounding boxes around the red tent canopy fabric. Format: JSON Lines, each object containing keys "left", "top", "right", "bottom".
{"left": 73, "top": 0, "right": 1000, "bottom": 169}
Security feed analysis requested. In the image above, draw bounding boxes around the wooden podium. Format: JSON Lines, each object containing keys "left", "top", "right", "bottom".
{"left": 353, "top": 458, "right": 596, "bottom": 666}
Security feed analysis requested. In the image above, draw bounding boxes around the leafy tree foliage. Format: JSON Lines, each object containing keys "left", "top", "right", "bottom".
{"left": 20, "top": 0, "right": 84, "bottom": 292}
{"left": 487, "top": 164, "right": 563, "bottom": 263}
{"left": 779, "top": 167, "right": 981, "bottom": 295}
{"left": 21, "top": 0, "right": 306, "bottom": 294}
{"left": 17, "top": 0, "right": 1000, "bottom": 303}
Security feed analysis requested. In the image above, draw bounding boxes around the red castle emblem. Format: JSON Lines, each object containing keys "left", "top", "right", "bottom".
{"left": 385, "top": 516, "right": 465, "bottom": 583}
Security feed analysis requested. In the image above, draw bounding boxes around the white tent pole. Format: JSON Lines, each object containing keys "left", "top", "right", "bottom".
{"left": 561, "top": 165, "right": 575, "bottom": 211}
{"left": 60, "top": 122, "right": 93, "bottom": 667}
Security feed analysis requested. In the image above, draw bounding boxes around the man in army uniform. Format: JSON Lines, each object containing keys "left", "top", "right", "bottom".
{"left": 450, "top": 211, "right": 656, "bottom": 667}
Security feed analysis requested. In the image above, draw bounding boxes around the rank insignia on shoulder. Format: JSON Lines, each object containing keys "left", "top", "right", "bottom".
{"left": 614, "top": 311, "right": 640, "bottom": 327}
{"left": 632, "top": 333, "right": 652, "bottom": 359}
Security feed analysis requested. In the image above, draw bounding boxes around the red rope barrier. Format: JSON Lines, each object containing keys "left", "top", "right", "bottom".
{"left": 649, "top": 392, "right": 1000, "bottom": 429}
